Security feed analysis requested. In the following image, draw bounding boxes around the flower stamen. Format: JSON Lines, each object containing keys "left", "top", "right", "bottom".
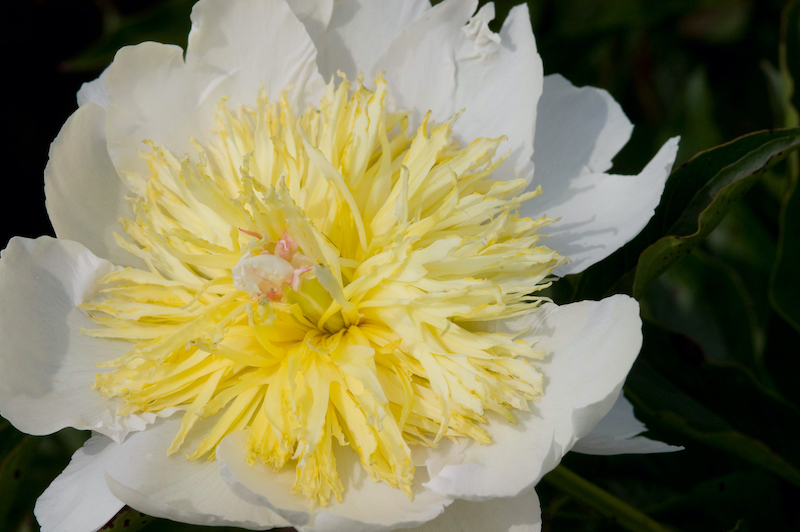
{"left": 82, "top": 74, "right": 567, "bottom": 506}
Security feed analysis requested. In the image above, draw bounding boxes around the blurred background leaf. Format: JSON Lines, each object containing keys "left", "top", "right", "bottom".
{"left": 0, "top": 422, "right": 39, "bottom": 527}
{"left": 63, "top": 0, "right": 195, "bottom": 72}
{"left": 770, "top": 161, "right": 800, "bottom": 331}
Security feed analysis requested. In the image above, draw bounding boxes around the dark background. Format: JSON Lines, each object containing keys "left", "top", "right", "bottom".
{"left": 2, "top": 1, "right": 798, "bottom": 531}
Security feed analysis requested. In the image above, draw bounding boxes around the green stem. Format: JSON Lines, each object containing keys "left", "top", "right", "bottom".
{"left": 542, "top": 465, "right": 672, "bottom": 532}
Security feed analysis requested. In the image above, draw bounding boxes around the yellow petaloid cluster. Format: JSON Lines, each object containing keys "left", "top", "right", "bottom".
{"left": 83, "top": 74, "right": 566, "bottom": 506}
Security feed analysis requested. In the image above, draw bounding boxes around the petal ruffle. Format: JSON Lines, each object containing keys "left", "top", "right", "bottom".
{"left": 414, "top": 488, "right": 542, "bottom": 532}
{"left": 422, "top": 295, "right": 643, "bottom": 499}
{"left": 310, "top": 0, "right": 431, "bottom": 81}
{"left": 372, "top": 0, "right": 478, "bottom": 125}
{"left": 44, "top": 103, "right": 142, "bottom": 268}
{"left": 527, "top": 74, "right": 679, "bottom": 275}
{"left": 76, "top": 67, "right": 109, "bottom": 108}
{"left": 217, "top": 431, "right": 452, "bottom": 532}
{"left": 34, "top": 435, "right": 125, "bottom": 532}
{"left": 373, "top": 1, "right": 542, "bottom": 183}
{"left": 0, "top": 237, "right": 165, "bottom": 442}
{"left": 572, "top": 393, "right": 683, "bottom": 455}
{"left": 450, "top": 3, "right": 543, "bottom": 182}
{"left": 186, "top": 0, "right": 326, "bottom": 108}
{"left": 103, "top": 416, "right": 289, "bottom": 530}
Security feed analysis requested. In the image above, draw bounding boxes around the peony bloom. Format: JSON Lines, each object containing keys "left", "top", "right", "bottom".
{"left": 0, "top": 0, "right": 681, "bottom": 531}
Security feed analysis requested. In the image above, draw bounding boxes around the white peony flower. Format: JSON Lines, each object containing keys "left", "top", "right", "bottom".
{"left": 0, "top": 1, "right": 681, "bottom": 531}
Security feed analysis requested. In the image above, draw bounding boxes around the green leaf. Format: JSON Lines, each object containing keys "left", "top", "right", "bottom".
{"left": 770, "top": 1, "right": 800, "bottom": 333}
{"left": 762, "top": 59, "right": 788, "bottom": 129}
{"left": 677, "top": 66, "right": 723, "bottom": 163}
{"left": 0, "top": 421, "right": 39, "bottom": 526}
{"left": 726, "top": 520, "right": 752, "bottom": 532}
{"left": 626, "top": 329, "right": 800, "bottom": 487}
{"left": 542, "top": 465, "right": 672, "bottom": 532}
{"left": 780, "top": 0, "right": 800, "bottom": 127}
{"left": 646, "top": 471, "right": 783, "bottom": 530}
{"left": 705, "top": 200, "right": 777, "bottom": 275}
{"left": 553, "top": 0, "right": 699, "bottom": 37}
{"left": 633, "top": 129, "right": 800, "bottom": 298}
{"left": 627, "top": 370, "right": 800, "bottom": 488}
{"left": 63, "top": 0, "right": 196, "bottom": 72}
{"left": 770, "top": 168, "right": 800, "bottom": 332}
{"left": 678, "top": 1, "right": 751, "bottom": 45}
{"left": 100, "top": 506, "right": 154, "bottom": 531}
{"left": 642, "top": 249, "right": 780, "bottom": 392}
{"left": 571, "top": 128, "right": 800, "bottom": 302}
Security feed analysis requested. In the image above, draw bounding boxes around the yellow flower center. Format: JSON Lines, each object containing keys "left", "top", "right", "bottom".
{"left": 82, "top": 74, "right": 566, "bottom": 506}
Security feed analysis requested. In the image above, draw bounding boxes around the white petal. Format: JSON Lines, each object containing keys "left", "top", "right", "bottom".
{"left": 534, "top": 74, "right": 633, "bottom": 182}
{"left": 451, "top": 3, "right": 543, "bottom": 182}
{"left": 537, "top": 137, "right": 678, "bottom": 275}
{"left": 414, "top": 488, "right": 542, "bottom": 532}
{"left": 105, "top": 0, "right": 326, "bottom": 176}
{"left": 44, "top": 103, "right": 142, "bottom": 268}
{"left": 285, "top": 0, "right": 334, "bottom": 50}
{"left": 76, "top": 68, "right": 109, "bottom": 108}
{"left": 526, "top": 74, "right": 679, "bottom": 275}
{"left": 422, "top": 295, "right": 643, "bottom": 499}
{"left": 103, "top": 416, "right": 288, "bottom": 530}
{"left": 372, "top": 0, "right": 478, "bottom": 126}
{"left": 104, "top": 41, "right": 223, "bottom": 177}
{"left": 312, "top": 0, "right": 431, "bottom": 81}
{"left": 572, "top": 394, "right": 683, "bottom": 455}
{"left": 186, "top": 0, "right": 326, "bottom": 108}
{"left": 0, "top": 237, "right": 164, "bottom": 442}
{"left": 372, "top": 1, "right": 541, "bottom": 183}
{"left": 217, "top": 431, "right": 452, "bottom": 531}
{"left": 34, "top": 435, "right": 125, "bottom": 532}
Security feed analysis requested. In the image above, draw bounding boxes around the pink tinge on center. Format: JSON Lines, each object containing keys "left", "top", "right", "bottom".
{"left": 232, "top": 231, "right": 314, "bottom": 301}
{"left": 275, "top": 230, "right": 299, "bottom": 262}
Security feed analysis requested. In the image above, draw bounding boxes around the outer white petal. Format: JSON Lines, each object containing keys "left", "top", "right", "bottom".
{"left": 285, "top": 0, "right": 334, "bottom": 51}
{"left": 372, "top": 0, "right": 478, "bottom": 126}
{"left": 44, "top": 103, "right": 142, "bottom": 269}
{"left": 422, "top": 295, "right": 643, "bottom": 500}
{"left": 0, "top": 237, "right": 166, "bottom": 442}
{"left": 102, "top": 416, "right": 289, "bottom": 530}
{"left": 103, "top": 41, "right": 224, "bottom": 177}
{"left": 527, "top": 74, "right": 679, "bottom": 275}
{"left": 186, "top": 0, "right": 326, "bottom": 109}
{"left": 76, "top": 67, "right": 109, "bottom": 108}
{"left": 34, "top": 435, "right": 125, "bottom": 532}
{"left": 372, "top": 1, "right": 541, "bottom": 183}
{"left": 534, "top": 74, "right": 633, "bottom": 182}
{"left": 311, "top": 0, "right": 431, "bottom": 80}
{"left": 572, "top": 394, "right": 683, "bottom": 455}
{"left": 217, "top": 431, "right": 452, "bottom": 531}
{"left": 451, "top": 3, "right": 543, "bottom": 182}
{"left": 537, "top": 137, "right": 678, "bottom": 275}
{"left": 414, "top": 488, "right": 542, "bottom": 532}
{"left": 104, "top": 0, "right": 325, "bottom": 177}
